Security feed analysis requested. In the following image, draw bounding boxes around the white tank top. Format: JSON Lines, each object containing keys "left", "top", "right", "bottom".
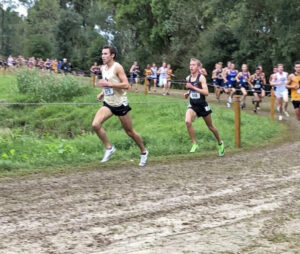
{"left": 275, "top": 72, "right": 288, "bottom": 93}
{"left": 101, "top": 62, "right": 128, "bottom": 107}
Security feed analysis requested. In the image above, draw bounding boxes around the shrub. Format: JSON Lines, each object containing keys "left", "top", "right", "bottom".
{"left": 16, "top": 69, "right": 89, "bottom": 102}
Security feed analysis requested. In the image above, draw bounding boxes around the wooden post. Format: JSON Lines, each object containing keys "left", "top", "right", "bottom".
{"left": 144, "top": 77, "right": 148, "bottom": 95}
{"left": 270, "top": 89, "right": 275, "bottom": 120}
{"left": 234, "top": 96, "right": 241, "bottom": 148}
{"left": 92, "top": 74, "right": 96, "bottom": 88}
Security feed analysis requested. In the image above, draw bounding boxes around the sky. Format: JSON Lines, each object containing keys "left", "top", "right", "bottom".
{"left": 3, "top": 0, "right": 28, "bottom": 17}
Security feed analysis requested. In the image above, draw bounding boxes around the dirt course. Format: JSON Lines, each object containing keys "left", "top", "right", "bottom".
{"left": 0, "top": 95, "right": 299, "bottom": 254}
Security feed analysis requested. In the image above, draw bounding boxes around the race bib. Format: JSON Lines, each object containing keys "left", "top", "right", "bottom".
{"left": 297, "top": 88, "right": 300, "bottom": 94}
{"left": 231, "top": 77, "right": 236, "bottom": 81}
{"left": 254, "top": 84, "right": 261, "bottom": 89}
{"left": 104, "top": 87, "right": 114, "bottom": 96}
{"left": 242, "top": 79, "right": 247, "bottom": 83}
{"left": 205, "top": 106, "right": 211, "bottom": 112}
{"left": 190, "top": 92, "right": 200, "bottom": 99}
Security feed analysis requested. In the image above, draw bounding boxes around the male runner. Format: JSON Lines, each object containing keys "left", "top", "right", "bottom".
{"left": 129, "top": 61, "right": 140, "bottom": 92}
{"left": 270, "top": 64, "right": 289, "bottom": 120}
{"left": 90, "top": 62, "right": 101, "bottom": 87}
{"left": 151, "top": 63, "right": 158, "bottom": 92}
{"left": 286, "top": 61, "right": 300, "bottom": 121}
{"left": 184, "top": 58, "right": 224, "bottom": 156}
{"left": 158, "top": 62, "right": 168, "bottom": 95}
{"left": 237, "top": 64, "right": 250, "bottom": 109}
{"left": 92, "top": 45, "right": 148, "bottom": 166}
{"left": 212, "top": 62, "right": 224, "bottom": 102}
{"left": 166, "top": 63, "right": 175, "bottom": 95}
{"left": 223, "top": 62, "right": 238, "bottom": 107}
{"left": 269, "top": 66, "right": 279, "bottom": 111}
{"left": 249, "top": 67, "right": 266, "bottom": 113}
{"left": 144, "top": 64, "right": 153, "bottom": 92}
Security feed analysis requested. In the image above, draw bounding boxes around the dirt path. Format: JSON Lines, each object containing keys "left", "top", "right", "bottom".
{"left": 0, "top": 138, "right": 299, "bottom": 253}
{"left": 1, "top": 88, "right": 299, "bottom": 253}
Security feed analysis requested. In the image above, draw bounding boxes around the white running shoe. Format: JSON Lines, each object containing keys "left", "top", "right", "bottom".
{"left": 257, "top": 107, "right": 260, "bottom": 110}
{"left": 101, "top": 145, "right": 116, "bottom": 162}
{"left": 283, "top": 111, "right": 290, "bottom": 117}
{"left": 139, "top": 150, "right": 149, "bottom": 166}
{"left": 278, "top": 115, "right": 283, "bottom": 121}
{"left": 228, "top": 97, "right": 232, "bottom": 103}
{"left": 227, "top": 101, "right": 231, "bottom": 108}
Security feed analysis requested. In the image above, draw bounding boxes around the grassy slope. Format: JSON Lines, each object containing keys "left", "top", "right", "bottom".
{"left": 0, "top": 74, "right": 285, "bottom": 173}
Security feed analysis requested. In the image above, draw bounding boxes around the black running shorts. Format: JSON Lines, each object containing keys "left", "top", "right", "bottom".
{"left": 103, "top": 101, "right": 131, "bottom": 116}
{"left": 188, "top": 102, "right": 212, "bottom": 118}
{"left": 292, "top": 100, "right": 300, "bottom": 109}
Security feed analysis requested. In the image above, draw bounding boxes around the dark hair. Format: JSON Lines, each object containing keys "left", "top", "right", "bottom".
{"left": 102, "top": 45, "right": 117, "bottom": 59}
{"left": 294, "top": 61, "right": 300, "bottom": 66}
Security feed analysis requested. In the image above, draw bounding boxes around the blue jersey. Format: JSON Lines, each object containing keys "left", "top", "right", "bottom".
{"left": 239, "top": 72, "right": 249, "bottom": 87}
{"left": 227, "top": 70, "right": 237, "bottom": 85}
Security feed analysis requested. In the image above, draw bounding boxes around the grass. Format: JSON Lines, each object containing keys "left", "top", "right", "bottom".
{"left": 0, "top": 73, "right": 285, "bottom": 174}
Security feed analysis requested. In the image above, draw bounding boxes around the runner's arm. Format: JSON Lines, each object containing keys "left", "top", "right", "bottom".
{"left": 286, "top": 74, "right": 298, "bottom": 89}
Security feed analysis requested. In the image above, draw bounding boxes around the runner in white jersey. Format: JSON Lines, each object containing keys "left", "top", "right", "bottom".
{"left": 158, "top": 61, "right": 168, "bottom": 95}
{"left": 270, "top": 63, "right": 289, "bottom": 120}
{"left": 92, "top": 45, "right": 148, "bottom": 166}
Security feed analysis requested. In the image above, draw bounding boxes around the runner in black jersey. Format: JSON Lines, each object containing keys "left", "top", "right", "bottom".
{"left": 249, "top": 67, "right": 266, "bottom": 113}
{"left": 184, "top": 58, "right": 224, "bottom": 156}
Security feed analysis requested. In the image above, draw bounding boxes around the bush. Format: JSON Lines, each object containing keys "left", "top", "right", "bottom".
{"left": 16, "top": 69, "right": 89, "bottom": 102}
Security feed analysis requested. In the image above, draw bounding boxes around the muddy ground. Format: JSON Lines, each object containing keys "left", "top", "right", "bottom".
{"left": 0, "top": 94, "right": 299, "bottom": 254}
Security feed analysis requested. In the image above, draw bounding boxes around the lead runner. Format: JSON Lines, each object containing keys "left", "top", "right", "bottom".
{"left": 184, "top": 58, "right": 225, "bottom": 156}
{"left": 92, "top": 45, "right": 148, "bottom": 166}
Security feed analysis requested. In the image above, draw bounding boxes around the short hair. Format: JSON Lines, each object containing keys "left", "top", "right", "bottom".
{"left": 277, "top": 63, "right": 284, "bottom": 67}
{"left": 102, "top": 45, "right": 117, "bottom": 59}
{"left": 294, "top": 61, "right": 300, "bottom": 66}
{"left": 190, "top": 58, "right": 202, "bottom": 66}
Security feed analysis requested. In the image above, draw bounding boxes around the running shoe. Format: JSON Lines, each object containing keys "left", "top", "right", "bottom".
{"left": 278, "top": 115, "right": 283, "bottom": 121}
{"left": 228, "top": 97, "right": 232, "bottom": 103}
{"left": 257, "top": 107, "right": 260, "bottom": 110}
{"left": 283, "top": 111, "right": 290, "bottom": 117}
{"left": 190, "top": 144, "right": 199, "bottom": 153}
{"left": 253, "top": 109, "right": 257, "bottom": 113}
{"left": 276, "top": 106, "right": 280, "bottom": 112}
{"left": 101, "top": 145, "right": 116, "bottom": 162}
{"left": 139, "top": 150, "right": 149, "bottom": 166}
{"left": 227, "top": 101, "right": 231, "bottom": 108}
{"left": 241, "top": 103, "right": 246, "bottom": 110}
{"left": 218, "top": 141, "right": 225, "bottom": 157}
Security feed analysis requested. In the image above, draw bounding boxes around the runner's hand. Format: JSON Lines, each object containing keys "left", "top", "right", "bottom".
{"left": 97, "top": 92, "right": 104, "bottom": 101}
{"left": 98, "top": 79, "right": 109, "bottom": 87}
{"left": 186, "top": 83, "right": 194, "bottom": 90}
{"left": 184, "top": 92, "right": 189, "bottom": 99}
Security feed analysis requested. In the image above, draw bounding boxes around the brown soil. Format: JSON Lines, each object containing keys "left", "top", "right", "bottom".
{"left": 0, "top": 90, "right": 299, "bottom": 254}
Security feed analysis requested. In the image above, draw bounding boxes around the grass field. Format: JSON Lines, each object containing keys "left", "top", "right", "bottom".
{"left": 0, "top": 73, "right": 285, "bottom": 173}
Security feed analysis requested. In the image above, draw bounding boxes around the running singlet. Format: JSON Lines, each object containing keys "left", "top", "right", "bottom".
{"left": 290, "top": 75, "right": 300, "bottom": 101}
{"left": 240, "top": 72, "right": 249, "bottom": 87}
{"left": 253, "top": 76, "right": 263, "bottom": 92}
{"left": 217, "top": 70, "right": 223, "bottom": 80}
{"left": 101, "top": 62, "right": 128, "bottom": 107}
{"left": 227, "top": 70, "right": 237, "bottom": 86}
{"left": 167, "top": 69, "right": 172, "bottom": 81}
{"left": 275, "top": 72, "right": 288, "bottom": 93}
{"left": 145, "top": 69, "right": 152, "bottom": 78}
{"left": 159, "top": 67, "right": 167, "bottom": 79}
{"left": 93, "top": 66, "right": 100, "bottom": 74}
{"left": 189, "top": 74, "right": 206, "bottom": 105}
{"left": 151, "top": 67, "right": 157, "bottom": 79}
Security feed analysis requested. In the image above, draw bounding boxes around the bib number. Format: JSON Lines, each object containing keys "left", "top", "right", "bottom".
{"left": 231, "top": 77, "right": 236, "bottom": 81}
{"left": 104, "top": 87, "right": 114, "bottom": 96}
{"left": 242, "top": 79, "right": 247, "bottom": 83}
{"left": 190, "top": 92, "right": 200, "bottom": 99}
{"left": 254, "top": 84, "right": 261, "bottom": 89}
{"left": 297, "top": 88, "right": 300, "bottom": 94}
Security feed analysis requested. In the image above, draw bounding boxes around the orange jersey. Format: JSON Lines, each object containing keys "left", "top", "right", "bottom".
{"left": 144, "top": 69, "right": 152, "bottom": 77}
{"left": 167, "top": 69, "right": 173, "bottom": 81}
{"left": 290, "top": 75, "right": 300, "bottom": 101}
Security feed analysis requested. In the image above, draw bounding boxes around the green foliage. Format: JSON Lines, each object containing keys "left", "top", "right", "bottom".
{"left": 16, "top": 70, "right": 89, "bottom": 102}
{"left": 25, "top": 34, "right": 53, "bottom": 59}
{"left": 0, "top": 74, "right": 284, "bottom": 172}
